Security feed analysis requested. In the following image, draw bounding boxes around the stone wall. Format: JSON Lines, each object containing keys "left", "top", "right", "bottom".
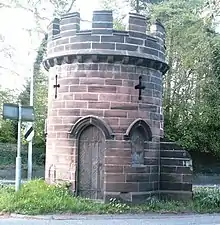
{"left": 160, "top": 142, "right": 193, "bottom": 201}
{"left": 43, "top": 10, "right": 169, "bottom": 203}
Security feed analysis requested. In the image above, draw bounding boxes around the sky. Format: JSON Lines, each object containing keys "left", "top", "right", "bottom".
{"left": 0, "top": 0, "right": 219, "bottom": 91}
{"left": 0, "top": 0, "right": 100, "bottom": 91}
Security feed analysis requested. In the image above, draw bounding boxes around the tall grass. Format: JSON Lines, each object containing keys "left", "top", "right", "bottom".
{"left": 0, "top": 180, "right": 219, "bottom": 215}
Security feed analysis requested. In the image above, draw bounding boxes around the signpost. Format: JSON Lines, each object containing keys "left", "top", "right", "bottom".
{"left": 15, "top": 103, "right": 22, "bottom": 192}
{"left": 28, "top": 71, "right": 34, "bottom": 181}
{"left": 3, "top": 103, "right": 34, "bottom": 191}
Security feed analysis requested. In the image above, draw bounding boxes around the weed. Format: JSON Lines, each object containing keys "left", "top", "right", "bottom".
{"left": 0, "top": 180, "right": 220, "bottom": 215}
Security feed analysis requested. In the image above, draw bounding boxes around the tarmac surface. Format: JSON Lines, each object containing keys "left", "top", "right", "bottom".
{"left": 1, "top": 214, "right": 220, "bottom": 225}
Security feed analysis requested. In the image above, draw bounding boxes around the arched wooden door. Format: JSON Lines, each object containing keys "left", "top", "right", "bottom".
{"left": 78, "top": 125, "right": 105, "bottom": 199}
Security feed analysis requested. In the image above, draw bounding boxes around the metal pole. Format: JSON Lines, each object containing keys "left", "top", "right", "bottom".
{"left": 28, "top": 70, "right": 34, "bottom": 180}
{"left": 15, "top": 102, "right": 22, "bottom": 192}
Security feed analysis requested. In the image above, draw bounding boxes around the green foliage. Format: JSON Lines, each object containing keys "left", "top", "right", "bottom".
{"left": 99, "top": 0, "right": 220, "bottom": 155}
{"left": 193, "top": 186, "right": 220, "bottom": 209}
{"left": 18, "top": 35, "right": 48, "bottom": 148}
{"left": 149, "top": 0, "right": 220, "bottom": 155}
{"left": 0, "top": 88, "right": 17, "bottom": 143}
{"left": 0, "top": 180, "right": 220, "bottom": 215}
{"left": 33, "top": 35, "right": 48, "bottom": 147}
{"left": 0, "top": 180, "right": 131, "bottom": 215}
{"left": 0, "top": 148, "right": 45, "bottom": 166}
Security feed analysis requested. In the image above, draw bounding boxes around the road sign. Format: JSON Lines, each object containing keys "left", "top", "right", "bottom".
{"left": 2, "top": 103, "right": 35, "bottom": 192}
{"left": 24, "top": 123, "right": 34, "bottom": 142}
{"left": 3, "top": 103, "right": 34, "bottom": 122}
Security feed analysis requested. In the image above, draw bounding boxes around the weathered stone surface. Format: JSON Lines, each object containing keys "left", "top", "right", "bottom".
{"left": 160, "top": 142, "right": 193, "bottom": 200}
{"left": 43, "top": 9, "right": 191, "bottom": 204}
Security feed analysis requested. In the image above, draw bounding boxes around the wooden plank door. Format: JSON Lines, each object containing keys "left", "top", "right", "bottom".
{"left": 78, "top": 125, "right": 105, "bottom": 199}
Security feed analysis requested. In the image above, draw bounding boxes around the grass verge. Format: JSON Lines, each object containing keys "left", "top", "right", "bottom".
{"left": 0, "top": 180, "right": 219, "bottom": 215}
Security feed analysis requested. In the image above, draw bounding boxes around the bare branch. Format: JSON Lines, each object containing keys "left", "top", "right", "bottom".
{"left": 66, "top": 0, "right": 76, "bottom": 13}
{"left": 0, "top": 2, "right": 12, "bottom": 8}
{"left": 0, "top": 65, "right": 21, "bottom": 76}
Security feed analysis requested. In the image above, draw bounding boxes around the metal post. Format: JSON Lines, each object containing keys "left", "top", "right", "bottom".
{"left": 28, "top": 70, "right": 34, "bottom": 180}
{"left": 15, "top": 102, "right": 22, "bottom": 192}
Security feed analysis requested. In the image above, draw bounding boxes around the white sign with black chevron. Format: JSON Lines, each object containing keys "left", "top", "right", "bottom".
{"left": 24, "top": 123, "right": 34, "bottom": 142}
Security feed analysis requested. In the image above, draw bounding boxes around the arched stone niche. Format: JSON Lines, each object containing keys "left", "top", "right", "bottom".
{"left": 125, "top": 119, "right": 152, "bottom": 167}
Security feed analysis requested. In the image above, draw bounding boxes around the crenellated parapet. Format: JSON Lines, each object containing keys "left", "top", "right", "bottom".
{"left": 43, "top": 10, "right": 168, "bottom": 74}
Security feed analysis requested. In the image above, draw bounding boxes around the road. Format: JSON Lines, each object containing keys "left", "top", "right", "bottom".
{"left": 1, "top": 214, "right": 220, "bottom": 225}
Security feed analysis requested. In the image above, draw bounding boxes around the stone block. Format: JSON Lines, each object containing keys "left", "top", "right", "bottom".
{"left": 160, "top": 173, "right": 182, "bottom": 183}
{"left": 70, "top": 35, "right": 101, "bottom": 43}
{"left": 101, "top": 36, "right": 124, "bottom": 43}
{"left": 124, "top": 166, "right": 150, "bottom": 174}
{"left": 88, "top": 86, "right": 116, "bottom": 93}
{"left": 65, "top": 43, "right": 91, "bottom": 51}
{"left": 105, "top": 182, "right": 138, "bottom": 192}
{"left": 79, "top": 78, "right": 104, "bottom": 85}
{"left": 88, "top": 102, "right": 110, "bottom": 109}
{"left": 126, "top": 173, "right": 150, "bottom": 182}
{"left": 74, "top": 93, "right": 98, "bottom": 101}
{"left": 138, "top": 182, "right": 154, "bottom": 192}
{"left": 105, "top": 79, "right": 122, "bottom": 86}
{"left": 125, "top": 37, "right": 143, "bottom": 45}
{"left": 105, "top": 165, "right": 124, "bottom": 173}
{"left": 116, "top": 43, "right": 138, "bottom": 51}
{"left": 105, "top": 174, "right": 126, "bottom": 183}
{"left": 105, "top": 156, "right": 131, "bottom": 165}
{"left": 104, "top": 110, "right": 127, "bottom": 118}
{"left": 92, "top": 43, "right": 115, "bottom": 50}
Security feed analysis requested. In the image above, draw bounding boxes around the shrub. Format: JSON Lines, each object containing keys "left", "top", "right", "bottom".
{"left": 193, "top": 186, "right": 220, "bottom": 212}
{"left": 0, "top": 180, "right": 220, "bottom": 215}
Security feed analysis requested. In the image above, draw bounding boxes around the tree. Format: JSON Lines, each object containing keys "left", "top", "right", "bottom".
{"left": 99, "top": 0, "right": 220, "bottom": 155}
{"left": 0, "top": 0, "right": 77, "bottom": 34}
{"left": 18, "top": 35, "right": 48, "bottom": 147}
{"left": 33, "top": 35, "right": 48, "bottom": 147}
{"left": 150, "top": 0, "right": 220, "bottom": 155}
{"left": 0, "top": 88, "right": 17, "bottom": 143}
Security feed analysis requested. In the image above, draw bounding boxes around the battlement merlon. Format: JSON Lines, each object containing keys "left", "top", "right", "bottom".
{"left": 47, "top": 10, "right": 165, "bottom": 41}
{"left": 44, "top": 10, "right": 168, "bottom": 74}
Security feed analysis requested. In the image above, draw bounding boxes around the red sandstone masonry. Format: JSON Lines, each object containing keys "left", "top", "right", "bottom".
{"left": 59, "top": 78, "right": 79, "bottom": 85}
{"left": 105, "top": 156, "right": 131, "bottom": 165}
{"left": 105, "top": 174, "right": 126, "bottom": 183}
{"left": 69, "top": 85, "right": 88, "bottom": 92}
{"left": 44, "top": 10, "right": 168, "bottom": 203}
{"left": 105, "top": 182, "right": 138, "bottom": 192}
{"left": 80, "top": 109, "right": 104, "bottom": 117}
{"left": 65, "top": 101, "right": 88, "bottom": 109}
{"left": 106, "top": 140, "right": 131, "bottom": 149}
{"left": 74, "top": 93, "right": 99, "bottom": 101}
{"left": 99, "top": 94, "right": 131, "bottom": 102}
{"left": 104, "top": 110, "right": 128, "bottom": 118}
{"left": 88, "top": 102, "right": 110, "bottom": 109}
{"left": 80, "top": 78, "right": 105, "bottom": 85}
{"left": 105, "top": 150, "right": 131, "bottom": 157}
{"left": 62, "top": 116, "right": 79, "bottom": 124}
{"left": 61, "top": 93, "right": 74, "bottom": 100}
{"left": 105, "top": 79, "right": 123, "bottom": 86}
{"left": 105, "top": 165, "right": 124, "bottom": 173}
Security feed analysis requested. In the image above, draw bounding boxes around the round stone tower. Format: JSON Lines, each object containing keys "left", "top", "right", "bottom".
{"left": 43, "top": 10, "right": 169, "bottom": 203}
